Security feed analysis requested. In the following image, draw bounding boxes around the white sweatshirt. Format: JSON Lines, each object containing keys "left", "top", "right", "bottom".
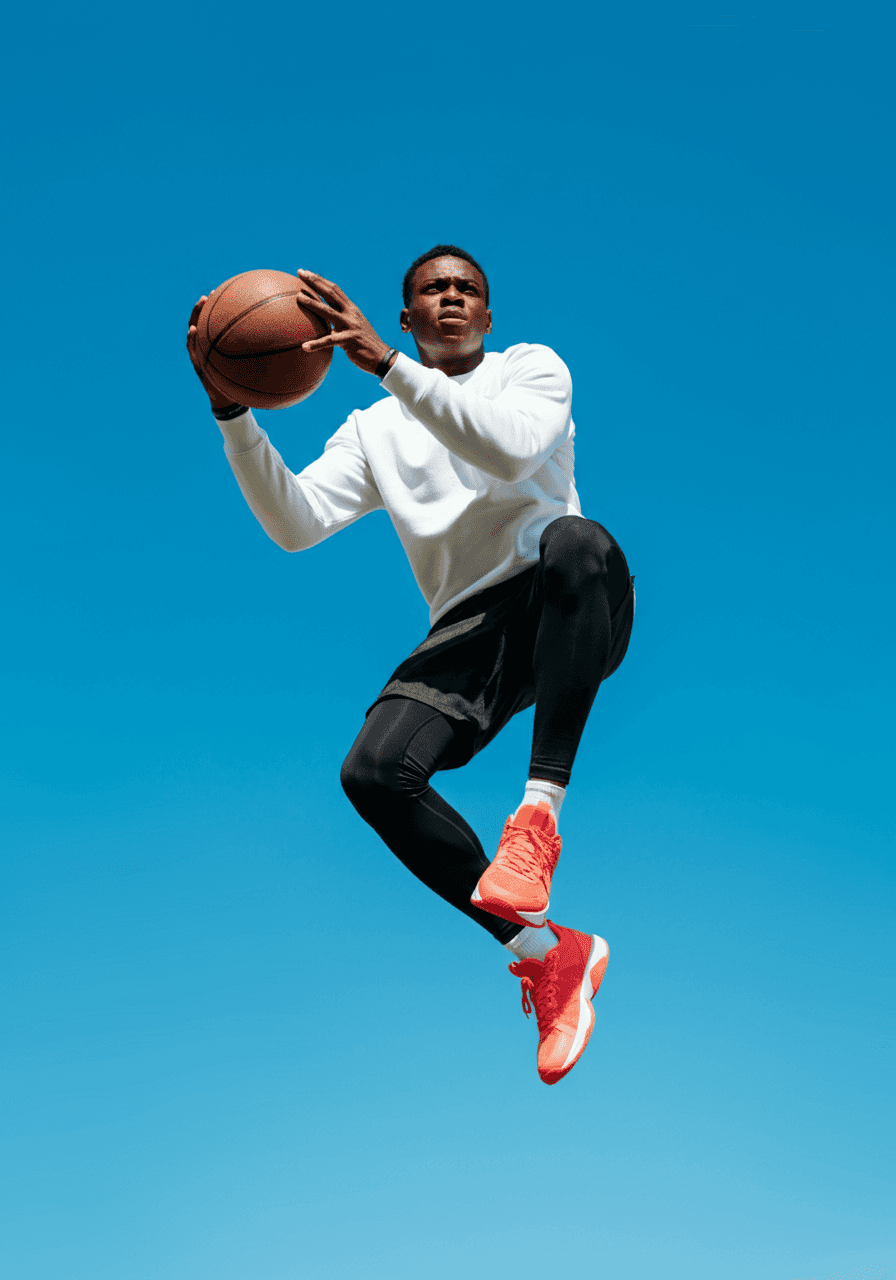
{"left": 217, "top": 343, "right": 585, "bottom": 626}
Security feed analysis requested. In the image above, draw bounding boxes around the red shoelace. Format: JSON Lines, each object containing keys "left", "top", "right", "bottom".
{"left": 498, "top": 822, "right": 557, "bottom": 889}
{"left": 519, "top": 949, "right": 561, "bottom": 1038}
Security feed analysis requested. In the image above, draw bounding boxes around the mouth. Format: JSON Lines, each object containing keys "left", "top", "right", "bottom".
{"left": 439, "top": 312, "right": 466, "bottom": 322}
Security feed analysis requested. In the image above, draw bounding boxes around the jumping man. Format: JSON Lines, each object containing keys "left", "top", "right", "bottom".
{"left": 186, "top": 246, "right": 635, "bottom": 1085}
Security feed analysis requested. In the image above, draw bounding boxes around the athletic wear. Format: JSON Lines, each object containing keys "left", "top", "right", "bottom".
{"left": 341, "top": 518, "right": 633, "bottom": 945}
{"left": 340, "top": 697, "right": 519, "bottom": 943}
{"left": 340, "top": 517, "right": 634, "bottom": 945}
{"left": 471, "top": 800, "right": 562, "bottom": 928}
{"left": 517, "top": 778, "right": 566, "bottom": 827}
{"left": 510, "top": 922, "right": 610, "bottom": 1085}
{"left": 215, "top": 345, "right": 583, "bottom": 627}
{"left": 366, "top": 517, "right": 634, "bottom": 784}
{"left": 213, "top": 345, "right": 635, "bottom": 1009}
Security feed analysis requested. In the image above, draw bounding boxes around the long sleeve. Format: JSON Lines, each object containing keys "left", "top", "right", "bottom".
{"left": 380, "top": 344, "right": 573, "bottom": 483}
{"left": 217, "top": 409, "right": 384, "bottom": 551}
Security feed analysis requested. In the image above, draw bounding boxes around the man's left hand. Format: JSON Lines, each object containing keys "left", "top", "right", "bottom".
{"left": 296, "top": 269, "right": 395, "bottom": 376}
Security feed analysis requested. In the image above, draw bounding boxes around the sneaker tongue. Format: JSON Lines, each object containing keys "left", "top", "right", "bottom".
{"left": 514, "top": 802, "right": 554, "bottom": 832}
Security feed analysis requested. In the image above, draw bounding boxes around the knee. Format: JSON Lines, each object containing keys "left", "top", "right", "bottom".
{"left": 540, "top": 517, "right": 610, "bottom": 597}
{"left": 340, "top": 745, "right": 379, "bottom": 808}
{"left": 340, "top": 742, "right": 413, "bottom": 811}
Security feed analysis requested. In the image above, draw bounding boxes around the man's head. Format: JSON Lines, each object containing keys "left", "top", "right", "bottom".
{"left": 400, "top": 245, "right": 492, "bottom": 373}
{"left": 402, "top": 245, "right": 489, "bottom": 308}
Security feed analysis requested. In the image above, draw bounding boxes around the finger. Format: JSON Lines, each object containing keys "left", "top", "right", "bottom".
{"left": 301, "top": 331, "right": 352, "bottom": 352}
{"left": 296, "top": 292, "right": 341, "bottom": 322}
{"left": 189, "top": 295, "right": 208, "bottom": 328}
{"left": 296, "top": 268, "right": 331, "bottom": 284}
{"left": 296, "top": 269, "right": 348, "bottom": 308}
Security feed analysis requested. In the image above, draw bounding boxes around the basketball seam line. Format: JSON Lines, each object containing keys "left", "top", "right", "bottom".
{"left": 208, "top": 341, "right": 326, "bottom": 360}
{"left": 210, "top": 291, "right": 324, "bottom": 354}
{"left": 200, "top": 274, "right": 242, "bottom": 368}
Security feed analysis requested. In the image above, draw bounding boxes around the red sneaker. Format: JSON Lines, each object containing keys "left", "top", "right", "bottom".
{"left": 509, "top": 921, "right": 609, "bottom": 1085}
{"left": 471, "top": 801, "right": 562, "bottom": 928}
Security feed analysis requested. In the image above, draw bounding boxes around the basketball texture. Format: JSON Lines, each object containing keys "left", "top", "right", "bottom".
{"left": 196, "top": 269, "right": 332, "bottom": 409}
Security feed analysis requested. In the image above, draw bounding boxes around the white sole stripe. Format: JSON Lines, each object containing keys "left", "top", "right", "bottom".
{"left": 470, "top": 886, "right": 547, "bottom": 926}
{"left": 518, "top": 905, "right": 548, "bottom": 925}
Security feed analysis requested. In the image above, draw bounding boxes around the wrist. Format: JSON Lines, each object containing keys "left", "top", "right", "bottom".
{"left": 205, "top": 383, "right": 242, "bottom": 411}
{"left": 212, "top": 401, "right": 249, "bottom": 421}
{"left": 374, "top": 347, "right": 398, "bottom": 380}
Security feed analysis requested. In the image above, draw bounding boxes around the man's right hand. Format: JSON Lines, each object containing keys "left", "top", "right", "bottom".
{"left": 186, "top": 294, "right": 243, "bottom": 412}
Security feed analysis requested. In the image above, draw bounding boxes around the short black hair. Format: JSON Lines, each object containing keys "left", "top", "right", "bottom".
{"left": 402, "top": 244, "right": 489, "bottom": 308}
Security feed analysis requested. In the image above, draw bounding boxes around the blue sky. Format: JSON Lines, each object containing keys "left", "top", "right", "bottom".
{"left": 1, "top": 2, "right": 893, "bottom": 1278}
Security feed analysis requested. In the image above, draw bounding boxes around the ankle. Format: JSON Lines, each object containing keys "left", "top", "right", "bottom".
{"left": 516, "top": 778, "right": 566, "bottom": 827}
{"left": 504, "top": 924, "right": 556, "bottom": 963}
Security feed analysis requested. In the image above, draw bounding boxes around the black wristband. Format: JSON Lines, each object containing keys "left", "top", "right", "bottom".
{"left": 375, "top": 348, "right": 397, "bottom": 380}
{"left": 212, "top": 402, "right": 249, "bottom": 421}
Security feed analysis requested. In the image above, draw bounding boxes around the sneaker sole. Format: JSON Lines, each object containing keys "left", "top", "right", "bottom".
{"left": 470, "top": 883, "right": 549, "bottom": 928}
{"left": 540, "top": 935, "right": 609, "bottom": 1085}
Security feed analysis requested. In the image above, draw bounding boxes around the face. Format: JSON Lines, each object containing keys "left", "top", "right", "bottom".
{"left": 401, "top": 256, "right": 492, "bottom": 359}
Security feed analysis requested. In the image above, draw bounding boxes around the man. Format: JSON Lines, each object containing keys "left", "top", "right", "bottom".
{"left": 186, "top": 245, "right": 635, "bottom": 1085}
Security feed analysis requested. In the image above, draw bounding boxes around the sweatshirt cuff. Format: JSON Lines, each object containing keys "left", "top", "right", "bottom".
{"left": 216, "top": 408, "right": 264, "bottom": 454}
{"left": 381, "top": 351, "right": 433, "bottom": 406}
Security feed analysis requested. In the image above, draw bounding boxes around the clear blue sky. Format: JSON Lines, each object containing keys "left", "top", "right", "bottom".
{"left": 2, "top": 3, "right": 893, "bottom": 1278}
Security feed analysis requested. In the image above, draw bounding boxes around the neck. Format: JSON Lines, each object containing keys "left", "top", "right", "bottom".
{"left": 413, "top": 341, "right": 486, "bottom": 377}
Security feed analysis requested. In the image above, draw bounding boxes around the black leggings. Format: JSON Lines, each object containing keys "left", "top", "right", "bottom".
{"left": 340, "top": 518, "right": 632, "bottom": 944}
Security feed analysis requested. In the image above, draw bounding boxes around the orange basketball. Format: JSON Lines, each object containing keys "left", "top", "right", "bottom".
{"left": 195, "top": 269, "right": 332, "bottom": 409}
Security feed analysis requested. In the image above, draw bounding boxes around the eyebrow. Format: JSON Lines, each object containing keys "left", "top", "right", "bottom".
{"left": 420, "top": 275, "right": 480, "bottom": 289}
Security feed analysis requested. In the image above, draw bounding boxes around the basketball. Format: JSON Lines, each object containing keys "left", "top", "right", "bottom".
{"left": 195, "top": 269, "right": 332, "bottom": 409}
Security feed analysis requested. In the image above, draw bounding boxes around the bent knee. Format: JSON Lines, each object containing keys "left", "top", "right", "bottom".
{"left": 340, "top": 752, "right": 363, "bottom": 800}
{"left": 340, "top": 746, "right": 418, "bottom": 808}
{"left": 541, "top": 517, "right": 611, "bottom": 594}
{"left": 340, "top": 748, "right": 380, "bottom": 803}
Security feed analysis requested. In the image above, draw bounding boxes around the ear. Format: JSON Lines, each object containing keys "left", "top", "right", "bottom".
{"left": 485, "top": 308, "right": 492, "bottom": 335}
{"left": 399, "top": 307, "right": 411, "bottom": 332}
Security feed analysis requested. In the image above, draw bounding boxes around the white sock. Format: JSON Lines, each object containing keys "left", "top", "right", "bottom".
{"left": 515, "top": 778, "right": 566, "bottom": 828}
{"left": 504, "top": 925, "right": 556, "bottom": 964}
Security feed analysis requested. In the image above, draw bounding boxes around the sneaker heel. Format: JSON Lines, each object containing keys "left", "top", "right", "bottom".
{"left": 517, "top": 906, "right": 548, "bottom": 927}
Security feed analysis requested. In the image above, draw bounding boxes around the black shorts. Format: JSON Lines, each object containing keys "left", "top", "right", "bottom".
{"left": 365, "top": 522, "right": 635, "bottom": 770}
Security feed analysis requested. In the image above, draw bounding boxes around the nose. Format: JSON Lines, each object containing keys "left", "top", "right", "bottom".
{"left": 442, "top": 286, "right": 464, "bottom": 306}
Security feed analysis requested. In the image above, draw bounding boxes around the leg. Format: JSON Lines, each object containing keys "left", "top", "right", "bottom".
{"left": 488, "top": 521, "right": 628, "bottom": 1084}
{"left": 340, "top": 697, "right": 521, "bottom": 944}
{"left": 529, "top": 517, "right": 631, "bottom": 786}
{"left": 469, "top": 519, "right": 631, "bottom": 936}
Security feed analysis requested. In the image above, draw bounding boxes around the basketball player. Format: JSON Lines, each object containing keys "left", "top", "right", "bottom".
{"left": 186, "top": 246, "right": 635, "bottom": 1085}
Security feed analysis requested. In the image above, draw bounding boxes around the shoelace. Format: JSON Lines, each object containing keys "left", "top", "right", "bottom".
{"left": 498, "top": 823, "right": 556, "bottom": 887}
{"left": 519, "top": 950, "right": 560, "bottom": 1038}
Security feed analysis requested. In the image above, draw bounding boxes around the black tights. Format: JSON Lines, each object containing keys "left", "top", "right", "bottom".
{"left": 340, "top": 518, "right": 631, "bottom": 943}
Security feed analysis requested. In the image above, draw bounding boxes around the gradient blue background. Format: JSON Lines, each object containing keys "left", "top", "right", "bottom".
{"left": 2, "top": 2, "right": 893, "bottom": 1278}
